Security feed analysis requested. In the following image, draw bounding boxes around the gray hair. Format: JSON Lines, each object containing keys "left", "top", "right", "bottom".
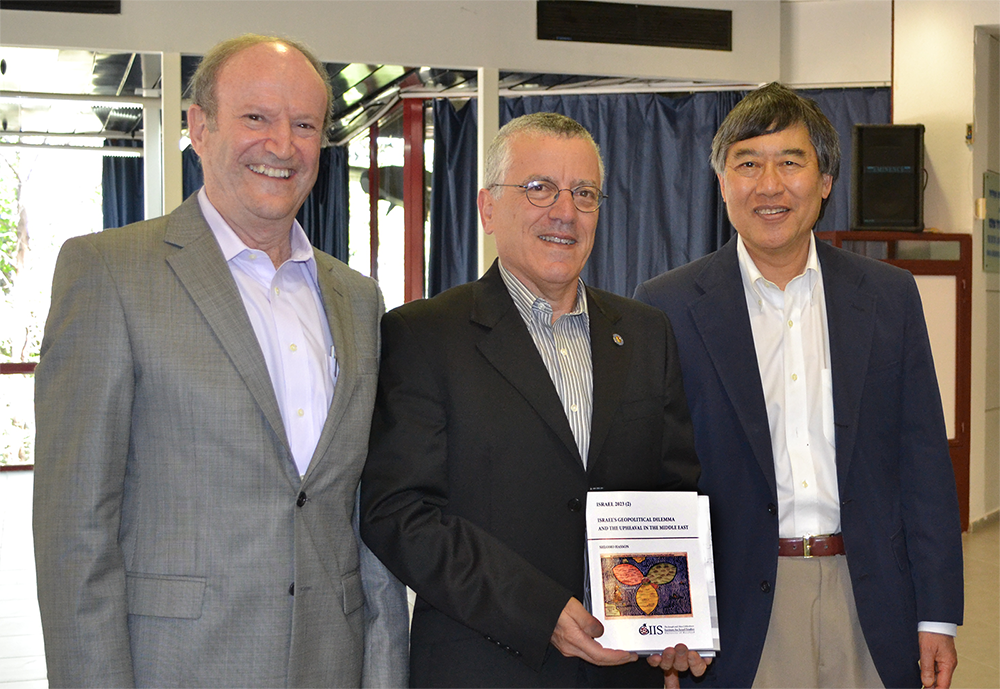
{"left": 188, "top": 33, "right": 334, "bottom": 141}
{"left": 483, "top": 112, "right": 605, "bottom": 194}
{"left": 710, "top": 82, "right": 841, "bottom": 181}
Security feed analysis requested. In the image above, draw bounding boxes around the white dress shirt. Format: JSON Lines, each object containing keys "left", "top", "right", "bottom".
{"left": 738, "top": 234, "right": 840, "bottom": 540}
{"left": 198, "top": 188, "right": 335, "bottom": 477}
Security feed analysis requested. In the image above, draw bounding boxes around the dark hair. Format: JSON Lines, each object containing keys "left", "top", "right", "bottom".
{"left": 710, "top": 82, "right": 841, "bottom": 182}
{"left": 188, "top": 33, "right": 333, "bottom": 141}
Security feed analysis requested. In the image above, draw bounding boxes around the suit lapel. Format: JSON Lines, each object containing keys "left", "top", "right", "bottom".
{"left": 586, "top": 289, "right": 629, "bottom": 469}
{"left": 163, "top": 197, "right": 292, "bottom": 466}
{"left": 689, "top": 239, "right": 777, "bottom": 494}
{"left": 472, "top": 263, "right": 583, "bottom": 470}
{"left": 304, "top": 254, "right": 360, "bottom": 480}
{"left": 817, "top": 242, "right": 875, "bottom": 485}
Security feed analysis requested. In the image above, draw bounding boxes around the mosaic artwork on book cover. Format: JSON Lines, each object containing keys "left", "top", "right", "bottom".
{"left": 600, "top": 552, "right": 693, "bottom": 618}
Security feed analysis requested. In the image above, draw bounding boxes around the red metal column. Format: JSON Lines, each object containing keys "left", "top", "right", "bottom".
{"left": 368, "top": 122, "right": 380, "bottom": 280}
{"left": 402, "top": 99, "right": 426, "bottom": 302}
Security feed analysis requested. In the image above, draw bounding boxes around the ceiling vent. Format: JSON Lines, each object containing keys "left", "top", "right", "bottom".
{"left": 537, "top": 1, "right": 732, "bottom": 52}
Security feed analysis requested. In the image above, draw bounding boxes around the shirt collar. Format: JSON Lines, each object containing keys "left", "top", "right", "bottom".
{"left": 737, "top": 232, "right": 821, "bottom": 311}
{"left": 498, "top": 259, "right": 588, "bottom": 324}
{"left": 197, "top": 187, "right": 317, "bottom": 277}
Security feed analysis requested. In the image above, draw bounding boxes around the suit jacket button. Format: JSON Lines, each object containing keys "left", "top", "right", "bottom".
{"left": 760, "top": 580, "right": 771, "bottom": 593}
{"left": 567, "top": 498, "right": 582, "bottom": 512}
{"left": 767, "top": 503, "right": 777, "bottom": 515}
{"left": 297, "top": 492, "right": 308, "bottom": 507}
{"left": 288, "top": 582, "right": 295, "bottom": 596}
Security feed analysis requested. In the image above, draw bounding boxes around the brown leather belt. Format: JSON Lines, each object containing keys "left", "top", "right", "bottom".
{"left": 778, "top": 533, "right": 845, "bottom": 557}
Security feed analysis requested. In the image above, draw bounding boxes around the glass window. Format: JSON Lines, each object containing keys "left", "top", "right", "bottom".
{"left": 1, "top": 147, "right": 103, "bottom": 466}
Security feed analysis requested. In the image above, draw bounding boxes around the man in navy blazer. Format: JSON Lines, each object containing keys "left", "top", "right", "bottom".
{"left": 635, "top": 83, "right": 963, "bottom": 688}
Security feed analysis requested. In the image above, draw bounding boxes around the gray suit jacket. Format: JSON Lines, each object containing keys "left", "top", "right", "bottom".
{"left": 33, "top": 195, "right": 408, "bottom": 688}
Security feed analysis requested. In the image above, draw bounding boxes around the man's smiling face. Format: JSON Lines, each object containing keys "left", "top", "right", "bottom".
{"left": 719, "top": 121, "right": 832, "bottom": 268}
{"left": 188, "top": 41, "right": 327, "bottom": 239}
{"left": 479, "top": 133, "right": 601, "bottom": 302}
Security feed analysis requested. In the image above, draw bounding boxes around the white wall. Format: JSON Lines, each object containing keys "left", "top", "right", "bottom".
{"left": 781, "top": 0, "right": 892, "bottom": 85}
{"left": 893, "top": 0, "right": 1000, "bottom": 523}
{"left": 0, "top": 0, "right": 780, "bottom": 84}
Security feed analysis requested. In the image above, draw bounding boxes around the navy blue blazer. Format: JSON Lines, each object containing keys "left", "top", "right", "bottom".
{"left": 635, "top": 236, "right": 963, "bottom": 688}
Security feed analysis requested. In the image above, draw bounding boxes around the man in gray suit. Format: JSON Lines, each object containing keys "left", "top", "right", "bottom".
{"left": 33, "top": 34, "right": 408, "bottom": 688}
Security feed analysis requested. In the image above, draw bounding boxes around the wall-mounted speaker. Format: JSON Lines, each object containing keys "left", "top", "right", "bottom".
{"left": 851, "top": 124, "right": 925, "bottom": 231}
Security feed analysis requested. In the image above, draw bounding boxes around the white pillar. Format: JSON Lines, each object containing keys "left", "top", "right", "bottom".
{"left": 477, "top": 67, "right": 499, "bottom": 277}
{"left": 160, "top": 52, "right": 184, "bottom": 215}
{"left": 141, "top": 54, "right": 162, "bottom": 220}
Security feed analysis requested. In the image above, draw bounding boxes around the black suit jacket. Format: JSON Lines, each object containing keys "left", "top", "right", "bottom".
{"left": 634, "top": 237, "right": 964, "bottom": 688}
{"left": 361, "top": 261, "right": 700, "bottom": 688}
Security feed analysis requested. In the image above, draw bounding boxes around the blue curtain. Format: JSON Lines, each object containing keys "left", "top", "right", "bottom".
{"left": 101, "top": 141, "right": 144, "bottom": 229}
{"left": 800, "top": 88, "right": 891, "bottom": 232}
{"left": 178, "top": 145, "right": 349, "bottom": 263}
{"left": 427, "top": 87, "right": 890, "bottom": 298}
{"left": 503, "top": 92, "right": 746, "bottom": 296}
{"left": 428, "top": 99, "right": 479, "bottom": 296}
{"left": 297, "top": 146, "right": 350, "bottom": 263}
{"left": 182, "top": 146, "right": 203, "bottom": 200}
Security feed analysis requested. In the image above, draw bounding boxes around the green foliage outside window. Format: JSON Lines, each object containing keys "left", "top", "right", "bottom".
{"left": 0, "top": 175, "right": 18, "bottom": 298}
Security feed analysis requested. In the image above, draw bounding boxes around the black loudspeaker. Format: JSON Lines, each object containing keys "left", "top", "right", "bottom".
{"left": 851, "top": 124, "right": 925, "bottom": 231}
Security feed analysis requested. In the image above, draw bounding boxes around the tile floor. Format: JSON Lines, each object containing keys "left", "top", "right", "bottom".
{"left": 1, "top": 468, "right": 997, "bottom": 688}
{"left": 953, "top": 516, "right": 1000, "bottom": 689}
{"left": 0, "top": 470, "right": 45, "bottom": 689}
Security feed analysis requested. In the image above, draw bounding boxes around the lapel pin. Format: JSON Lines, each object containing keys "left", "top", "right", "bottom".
{"left": 612, "top": 333, "right": 624, "bottom": 346}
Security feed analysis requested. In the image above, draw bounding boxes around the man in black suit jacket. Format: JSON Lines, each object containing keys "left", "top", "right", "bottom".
{"left": 635, "top": 83, "right": 963, "bottom": 688}
{"left": 361, "top": 113, "right": 706, "bottom": 687}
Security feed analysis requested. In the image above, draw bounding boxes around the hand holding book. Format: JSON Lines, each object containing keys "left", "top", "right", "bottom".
{"left": 550, "top": 597, "right": 638, "bottom": 666}
{"left": 647, "top": 643, "right": 713, "bottom": 687}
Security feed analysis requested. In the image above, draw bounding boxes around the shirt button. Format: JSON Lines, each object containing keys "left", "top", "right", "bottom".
{"left": 274, "top": 287, "right": 280, "bottom": 296}
{"left": 560, "top": 348, "right": 569, "bottom": 357}
{"left": 802, "top": 480, "right": 808, "bottom": 488}
{"left": 249, "top": 253, "right": 257, "bottom": 261}
{"left": 791, "top": 373, "right": 798, "bottom": 382}
{"left": 788, "top": 320, "right": 793, "bottom": 328}
{"left": 290, "top": 343, "right": 298, "bottom": 352}
{"left": 767, "top": 503, "right": 777, "bottom": 515}
{"left": 297, "top": 409, "right": 305, "bottom": 417}
{"left": 760, "top": 580, "right": 771, "bottom": 593}
{"left": 570, "top": 403, "right": 578, "bottom": 413}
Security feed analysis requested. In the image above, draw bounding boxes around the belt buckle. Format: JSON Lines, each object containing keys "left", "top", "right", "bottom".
{"left": 802, "top": 535, "right": 813, "bottom": 558}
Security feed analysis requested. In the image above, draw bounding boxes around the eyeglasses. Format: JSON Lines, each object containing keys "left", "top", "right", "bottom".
{"left": 491, "top": 180, "right": 607, "bottom": 213}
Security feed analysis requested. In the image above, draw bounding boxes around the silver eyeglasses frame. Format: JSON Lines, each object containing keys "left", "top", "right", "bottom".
{"left": 490, "top": 181, "right": 607, "bottom": 213}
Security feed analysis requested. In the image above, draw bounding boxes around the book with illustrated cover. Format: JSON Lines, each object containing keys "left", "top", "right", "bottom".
{"left": 586, "top": 491, "right": 720, "bottom": 655}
